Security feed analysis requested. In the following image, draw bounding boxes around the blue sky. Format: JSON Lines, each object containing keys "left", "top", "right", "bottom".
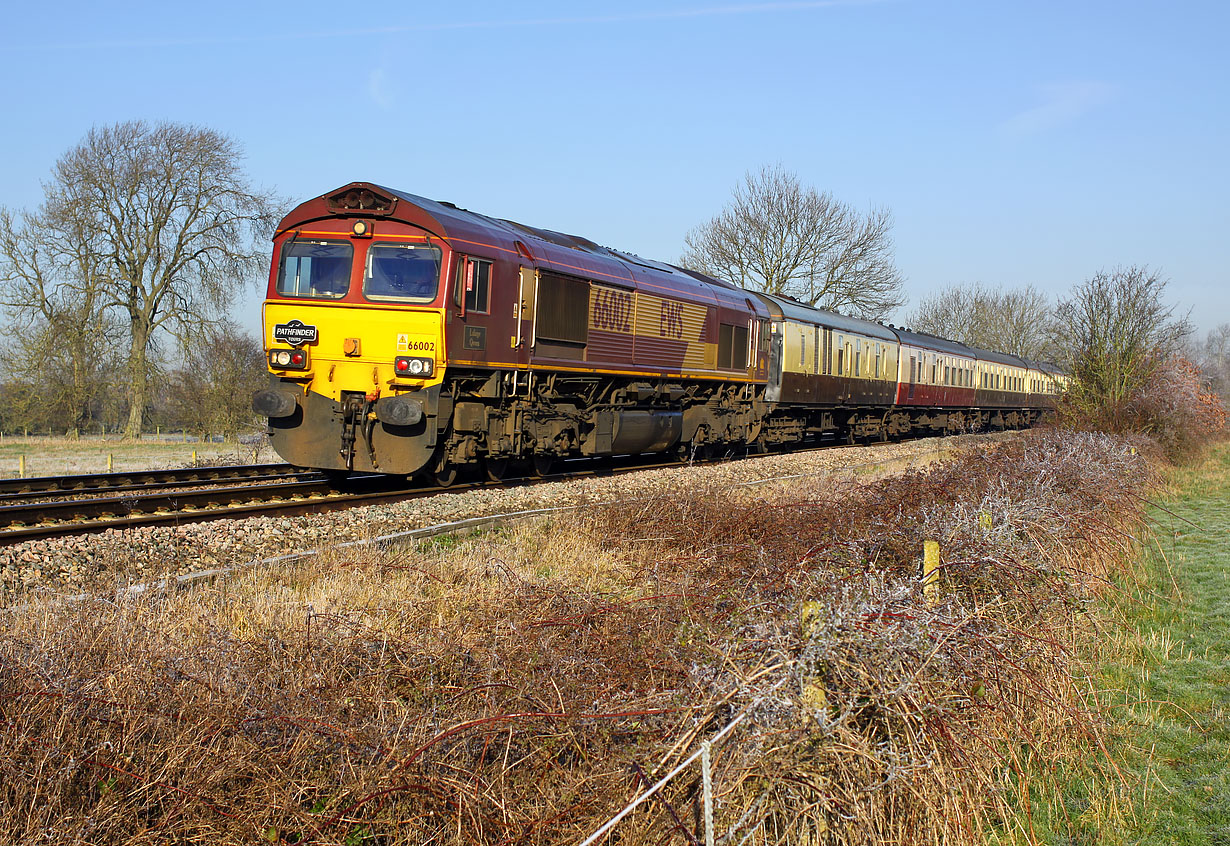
{"left": 1, "top": 0, "right": 1226, "bottom": 338}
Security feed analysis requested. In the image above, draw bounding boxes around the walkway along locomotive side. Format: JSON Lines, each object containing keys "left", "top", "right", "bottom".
{"left": 253, "top": 183, "right": 1064, "bottom": 482}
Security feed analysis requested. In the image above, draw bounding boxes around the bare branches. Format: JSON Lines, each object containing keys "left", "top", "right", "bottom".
{"left": 908, "top": 282, "right": 1056, "bottom": 359}
{"left": 164, "top": 321, "right": 267, "bottom": 441}
{"left": 1053, "top": 266, "right": 1190, "bottom": 411}
{"left": 1192, "top": 323, "right": 1230, "bottom": 403}
{"left": 1, "top": 121, "right": 284, "bottom": 438}
{"left": 0, "top": 206, "right": 120, "bottom": 432}
{"left": 680, "top": 166, "right": 906, "bottom": 320}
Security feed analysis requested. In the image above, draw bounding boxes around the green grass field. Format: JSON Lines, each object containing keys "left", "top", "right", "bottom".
{"left": 1026, "top": 443, "right": 1230, "bottom": 844}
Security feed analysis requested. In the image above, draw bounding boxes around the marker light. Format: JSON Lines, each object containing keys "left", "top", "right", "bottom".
{"left": 394, "top": 356, "right": 433, "bottom": 377}
{"left": 270, "top": 348, "right": 309, "bottom": 371}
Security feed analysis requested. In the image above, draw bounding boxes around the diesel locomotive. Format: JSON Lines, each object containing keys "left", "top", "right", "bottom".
{"left": 253, "top": 182, "right": 1063, "bottom": 483}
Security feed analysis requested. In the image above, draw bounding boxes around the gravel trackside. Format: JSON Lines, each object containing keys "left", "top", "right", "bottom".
{"left": 0, "top": 434, "right": 1011, "bottom": 599}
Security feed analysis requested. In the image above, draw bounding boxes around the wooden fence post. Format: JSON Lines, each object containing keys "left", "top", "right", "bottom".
{"left": 701, "top": 740, "right": 715, "bottom": 846}
{"left": 922, "top": 540, "right": 940, "bottom": 604}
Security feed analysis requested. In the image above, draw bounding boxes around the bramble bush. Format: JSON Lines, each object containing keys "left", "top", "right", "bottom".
{"left": 1059, "top": 352, "right": 1225, "bottom": 462}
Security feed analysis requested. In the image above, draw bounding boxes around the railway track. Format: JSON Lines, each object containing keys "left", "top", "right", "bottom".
{"left": 0, "top": 463, "right": 301, "bottom": 497}
{"left": 0, "top": 469, "right": 415, "bottom": 546}
{"left": 0, "top": 451, "right": 737, "bottom": 546}
{"left": 0, "top": 432, "right": 916, "bottom": 547}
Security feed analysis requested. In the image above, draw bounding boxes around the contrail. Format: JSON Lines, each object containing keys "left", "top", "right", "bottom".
{"left": 4, "top": 1, "right": 884, "bottom": 52}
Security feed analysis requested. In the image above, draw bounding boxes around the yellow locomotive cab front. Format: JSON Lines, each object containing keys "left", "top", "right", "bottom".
{"left": 253, "top": 223, "right": 451, "bottom": 476}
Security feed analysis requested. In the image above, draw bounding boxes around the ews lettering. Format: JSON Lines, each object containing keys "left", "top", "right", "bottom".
{"left": 592, "top": 289, "right": 632, "bottom": 333}
{"left": 659, "top": 301, "right": 684, "bottom": 339}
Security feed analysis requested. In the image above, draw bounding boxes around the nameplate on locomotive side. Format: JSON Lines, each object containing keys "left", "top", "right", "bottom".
{"left": 464, "top": 325, "right": 486, "bottom": 351}
{"left": 273, "top": 320, "right": 318, "bottom": 346}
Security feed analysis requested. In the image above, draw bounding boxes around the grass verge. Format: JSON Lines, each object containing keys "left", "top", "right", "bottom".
{"left": 1020, "top": 442, "right": 1230, "bottom": 844}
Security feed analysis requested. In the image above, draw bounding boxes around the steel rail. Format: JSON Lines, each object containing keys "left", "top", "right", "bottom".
{"left": 0, "top": 475, "right": 400, "bottom": 530}
{"left": 0, "top": 468, "right": 319, "bottom": 505}
{"left": 0, "top": 463, "right": 298, "bottom": 496}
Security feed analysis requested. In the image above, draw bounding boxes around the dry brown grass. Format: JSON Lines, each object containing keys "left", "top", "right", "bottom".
{"left": 0, "top": 429, "right": 1159, "bottom": 844}
{"left": 0, "top": 434, "right": 274, "bottom": 478}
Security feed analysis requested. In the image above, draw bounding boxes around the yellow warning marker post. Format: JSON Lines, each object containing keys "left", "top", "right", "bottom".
{"left": 19, "top": 455, "right": 26, "bottom": 478}
{"left": 107, "top": 454, "right": 114, "bottom": 472}
{"left": 922, "top": 540, "right": 941, "bottom": 604}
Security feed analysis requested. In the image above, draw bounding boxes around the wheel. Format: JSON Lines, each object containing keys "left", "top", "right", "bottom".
{"left": 484, "top": 456, "right": 509, "bottom": 482}
{"left": 531, "top": 454, "right": 554, "bottom": 478}
{"left": 427, "top": 451, "right": 457, "bottom": 487}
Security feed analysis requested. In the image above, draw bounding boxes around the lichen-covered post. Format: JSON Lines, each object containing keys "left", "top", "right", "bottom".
{"left": 107, "top": 453, "right": 113, "bottom": 472}
{"left": 922, "top": 540, "right": 941, "bottom": 604}
{"left": 18, "top": 454, "right": 25, "bottom": 478}
{"left": 701, "top": 739, "right": 714, "bottom": 846}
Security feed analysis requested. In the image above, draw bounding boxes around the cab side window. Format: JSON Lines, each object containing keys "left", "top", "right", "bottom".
{"left": 454, "top": 256, "right": 492, "bottom": 314}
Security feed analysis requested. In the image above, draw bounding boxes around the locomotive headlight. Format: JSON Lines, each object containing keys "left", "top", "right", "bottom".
{"left": 394, "top": 356, "right": 433, "bottom": 377}
{"left": 270, "top": 348, "right": 309, "bottom": 370}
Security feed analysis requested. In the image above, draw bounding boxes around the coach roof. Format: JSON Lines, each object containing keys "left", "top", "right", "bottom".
{"left": 755, "top": 293, "right": 899, "bottom": 342}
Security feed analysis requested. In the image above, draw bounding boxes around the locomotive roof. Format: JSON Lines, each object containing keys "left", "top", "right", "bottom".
{"left": 754, "top": 293, "right": 899, "bottom": 342}
{"left": 278, "top": 182, "right": 767, "bottom": 318}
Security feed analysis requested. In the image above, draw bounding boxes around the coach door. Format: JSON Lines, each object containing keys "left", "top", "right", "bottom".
{"left": 515, "top": 266, "right": 537, "bottom": 368}
{"left": 908, "top": 355, "right": 917, "bottom": 399}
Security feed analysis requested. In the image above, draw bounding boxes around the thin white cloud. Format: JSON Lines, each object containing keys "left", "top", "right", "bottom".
{"left": 3, "top": 1, "right": 884, "bottom": 51}
{"left": 368, "top": 68, "right": 396, "bottom": 111}
{"left": 999, "top": 81, "right": 1116, "bottom": 137}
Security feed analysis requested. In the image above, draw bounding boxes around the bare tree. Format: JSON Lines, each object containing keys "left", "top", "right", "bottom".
{"left": 163, "top": 322, "right": 267, "bottom": 442}
{"left": 1194, "top": 323, "right": 1230, "bottom": 402}
{"left": 2, "top": 121, "right": 282, "bottom": 439}
{"left": 680, "top": 166, "right": 906, "bottom": 320}
{"left": 1052, "top": 266, "right": 1190, "bottom": 414}
{"left": 0, "top": 207, "right": 120, "bottom": 432}
{"left": 908, "top": 282, "right": 1055, "bottom": 359}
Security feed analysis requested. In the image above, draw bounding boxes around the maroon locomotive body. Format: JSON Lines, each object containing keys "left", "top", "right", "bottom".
{"left": 255, "top": 183, "right": 770, "bottom": 481}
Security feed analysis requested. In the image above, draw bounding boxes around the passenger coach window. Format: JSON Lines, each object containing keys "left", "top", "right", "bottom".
{"left": 364, "top": 243, "right": 442, "bottom": 302}
{"left": 277, "top": 240, "right": 353, "bottom": 299}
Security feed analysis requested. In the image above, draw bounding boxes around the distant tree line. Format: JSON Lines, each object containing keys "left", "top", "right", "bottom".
{"left": 686, "top": 166, "right": 1222, "bottom": 454}
{"left": 0, "top": 121, "right": 282, "bottom": 440}
{"left": 0, "top": 320, "right": 268, "bottom": 440}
